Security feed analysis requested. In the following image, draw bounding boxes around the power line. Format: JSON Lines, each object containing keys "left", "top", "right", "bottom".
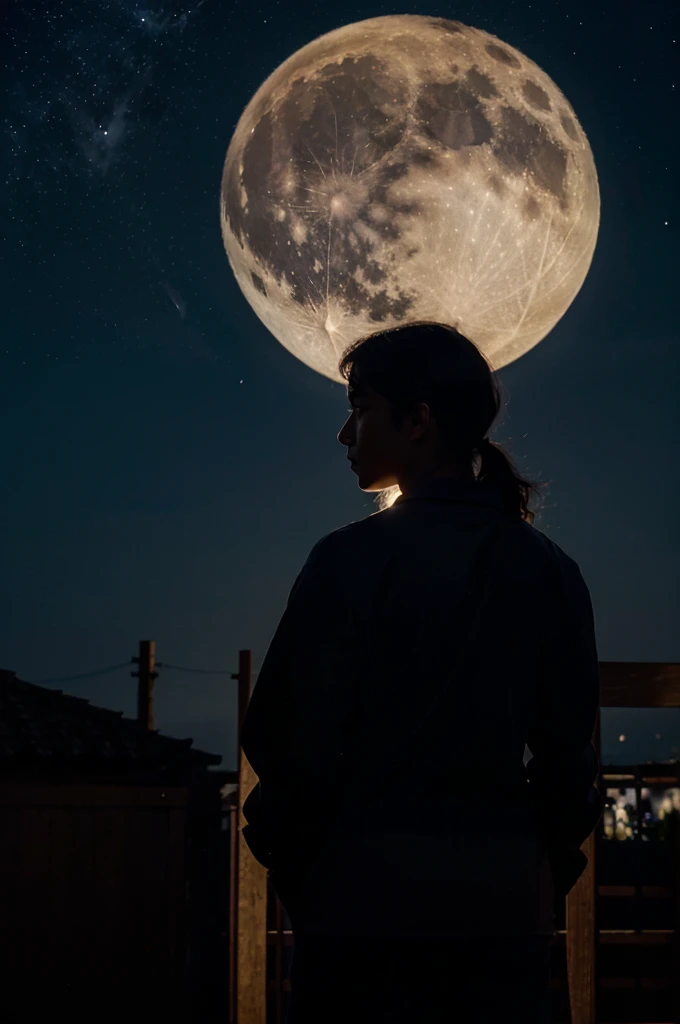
{"left": 156, "top": 662, "right": 233, "bottom": 675}
{"left": 157, "top": 661, "right": 260, "bottom": 678}
{"left": 29, "top": 659, "right": 259, "bottom": 685}
{"left": 30, "top": 661, "right": 134, "bottom": 685}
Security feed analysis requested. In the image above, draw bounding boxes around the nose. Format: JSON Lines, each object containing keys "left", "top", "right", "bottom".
{"left": 337, "top": 410, "right": 354, "bottom": 448}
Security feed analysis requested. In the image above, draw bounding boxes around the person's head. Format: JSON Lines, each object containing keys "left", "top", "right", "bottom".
{"left": 337, "top": 320, "right": 543, "bottom": 523}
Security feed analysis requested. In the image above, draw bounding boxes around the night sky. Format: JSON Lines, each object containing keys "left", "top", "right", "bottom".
{"left": 1, "top": 0, "right": 678, "bottom": 770}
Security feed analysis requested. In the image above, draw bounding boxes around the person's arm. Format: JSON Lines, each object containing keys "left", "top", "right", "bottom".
{"left": 525, "top": 550, "right": 604, "bottom": 895}
{"left": 239, "top": 531, "right": 360, "bottom": 876}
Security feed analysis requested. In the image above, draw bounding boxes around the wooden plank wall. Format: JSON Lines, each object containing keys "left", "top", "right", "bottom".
{"left": 0, "top": 785, "right": 189, "bottom": 1013}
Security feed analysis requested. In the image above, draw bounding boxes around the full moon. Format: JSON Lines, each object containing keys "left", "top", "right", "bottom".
{"left": 220, "top": 15, "right": 600, "bottom": 382}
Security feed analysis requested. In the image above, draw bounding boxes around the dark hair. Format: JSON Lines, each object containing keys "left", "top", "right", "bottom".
{"left": 338, "top": 320, "right": 545, "bottom": 524}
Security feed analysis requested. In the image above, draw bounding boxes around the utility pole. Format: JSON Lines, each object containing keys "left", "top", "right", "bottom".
{"left": 131, "top": 640, "right": 158, "bottom": 730}
{"left": 234, "top": 649, "right": 252, "bottom": 741}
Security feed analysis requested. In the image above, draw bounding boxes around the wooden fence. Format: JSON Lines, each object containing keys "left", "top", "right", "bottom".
{"left": 566, "top": 663, "right": 680, "bottom": 1024}
{"left": 0, "top": 783, "right": 191, "bottom": 1014}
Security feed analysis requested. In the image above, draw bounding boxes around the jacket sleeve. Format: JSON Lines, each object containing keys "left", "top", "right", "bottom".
{"left": 525, "top": 551, "right": 604, "bottom": 895}
{"left": 239, "top": 532, "right": 360, "bottom": 874}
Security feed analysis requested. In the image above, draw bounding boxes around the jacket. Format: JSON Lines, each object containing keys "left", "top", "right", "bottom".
{"left": 240, "top": 476, "right": 603, "bottom": 937}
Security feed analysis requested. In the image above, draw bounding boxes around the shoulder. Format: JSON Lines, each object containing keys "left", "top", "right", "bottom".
{"left": 304, "top": 507, "right": 392, "bottom": 564}
{"left": 284, "top": 513, "right": 386, "bottom": 612}
{"left": 513, "top": 520, "right": 591, "bottom": 600}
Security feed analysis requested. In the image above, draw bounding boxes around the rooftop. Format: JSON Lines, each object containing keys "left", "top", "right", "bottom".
{"left": 0, "top": 668, "right": 222, "bottom": 774}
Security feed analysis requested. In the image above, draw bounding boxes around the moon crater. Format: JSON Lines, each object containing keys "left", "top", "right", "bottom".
{"left": 221, "top": 15, "right": 600, "bottom": 380}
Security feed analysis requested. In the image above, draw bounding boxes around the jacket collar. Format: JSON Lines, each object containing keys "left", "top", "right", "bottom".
{"left": 393, "top": 475, "right": 503, "bottom": 510}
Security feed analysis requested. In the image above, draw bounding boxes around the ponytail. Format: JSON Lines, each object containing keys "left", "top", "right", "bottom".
{"left": 475, "top": 437, "right": 543, "bottom": 525}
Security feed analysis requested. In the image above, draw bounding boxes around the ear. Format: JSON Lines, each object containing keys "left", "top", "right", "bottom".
{"left": 409, "top": 401, "right": 431, "bottom": 442}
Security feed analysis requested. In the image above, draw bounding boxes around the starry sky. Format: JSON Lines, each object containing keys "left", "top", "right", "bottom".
{"left": 1, "top": 0, "right": 678, "bottom": 770}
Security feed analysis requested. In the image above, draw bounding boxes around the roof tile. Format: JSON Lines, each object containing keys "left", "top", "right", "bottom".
{"left": 0, "top": 669, "right": 221, "bottom": 769}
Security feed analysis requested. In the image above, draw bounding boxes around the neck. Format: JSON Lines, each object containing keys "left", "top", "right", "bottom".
{"left": 397, "top": 460, "right": 474, "bottom": 498}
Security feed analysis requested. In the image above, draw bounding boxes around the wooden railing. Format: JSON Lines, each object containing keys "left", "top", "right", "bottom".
{"left": 231, "top": 661, "right": 680, "bottom": 1024}
{"left": 566, "top": 662, "right": 680, "bottom": 1024}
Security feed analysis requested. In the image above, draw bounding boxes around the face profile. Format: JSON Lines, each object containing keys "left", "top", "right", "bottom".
{"left": 338, "top": 382, "right": 401, "bottom": 492}
{"left": 338, "top": 380, "right": 436, "bottom": 493}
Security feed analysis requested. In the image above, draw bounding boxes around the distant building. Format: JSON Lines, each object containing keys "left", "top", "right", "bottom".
{"left": 601, "top": 782, "right": 680, "bottom": 841}
{"left": 0, "top": 668, "right": 233, "bottom": 1020}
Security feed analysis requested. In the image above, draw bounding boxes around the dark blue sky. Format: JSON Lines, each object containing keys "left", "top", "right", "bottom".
{"left": 1, "top": 0, "right": 678, "bottom": 769}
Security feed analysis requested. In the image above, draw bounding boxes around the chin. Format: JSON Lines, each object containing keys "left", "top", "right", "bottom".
{"left": 357, "top": 472, "right": 396, "bottom": 492}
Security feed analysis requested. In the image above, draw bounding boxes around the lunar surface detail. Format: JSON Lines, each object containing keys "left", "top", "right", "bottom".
{"left": 220, "top": 15, "right": 600, "bottom": 382}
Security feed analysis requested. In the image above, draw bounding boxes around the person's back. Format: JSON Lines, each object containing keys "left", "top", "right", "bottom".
{"left": 240, "top": 321, "right": 603, "bottom": 1022}
{"left": 268, "top": 479, "right": 598, "bottom": 939}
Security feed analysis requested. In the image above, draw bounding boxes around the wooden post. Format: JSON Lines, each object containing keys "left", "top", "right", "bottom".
{"left": 228, "top": 798, "right": 239, "bottom": 1024}
{"left": 131, "top": 640, "right": 157, "bottom": 730}
{"left": 232, "top": 650, "right": 268, "bottom": 1024}
{"left": 673, "top": 810, "right": 680, "bottom": 1023}
{"left": 566, "top": 711, "right": 601, "bottom": 1024}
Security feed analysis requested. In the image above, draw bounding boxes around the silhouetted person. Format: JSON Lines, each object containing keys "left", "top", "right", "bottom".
{"left": 240, "top": 321, "right": 603, "bottom": 1023}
